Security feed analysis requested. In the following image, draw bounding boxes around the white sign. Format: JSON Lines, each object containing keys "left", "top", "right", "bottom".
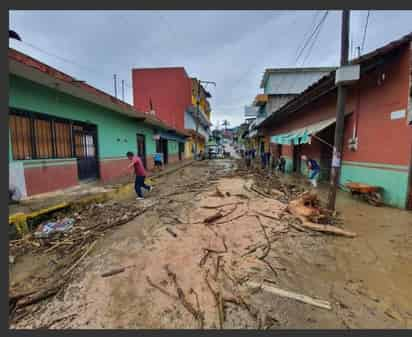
{"left": 390, "top": 109, "right": 406, "bottom": 120}
{"left": 335, "top": 64, "right": 360, "bottom": 85}
{"left": 331, "top": 147, "right": 341, "bottom": 168}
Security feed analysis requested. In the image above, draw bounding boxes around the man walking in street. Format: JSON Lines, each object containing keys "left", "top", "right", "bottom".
{"left": 126, "top": 151, "right": 152, "bottom": 200}
{"left": 301, "top": 155, "right": 320, "bottom": 187}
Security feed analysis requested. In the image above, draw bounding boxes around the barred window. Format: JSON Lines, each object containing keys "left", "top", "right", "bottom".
{"left": 34, "top": 118, "right": 53, "bottom": 158}
{"left": 9, "top": 114, "right": 33, "bottom": 160}
{"left": 54, "top": 121, "right": 72, "bottom": 158}
{"left": 9, "top": 110, "right": 77, "bottom": 160}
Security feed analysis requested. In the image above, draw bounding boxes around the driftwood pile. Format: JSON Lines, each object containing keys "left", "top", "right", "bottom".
{"left": 9, "top": 200, "right": 157, "bottom": 323}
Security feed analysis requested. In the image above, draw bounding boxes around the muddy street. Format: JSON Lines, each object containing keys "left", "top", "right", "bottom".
{"left": 9, "top": 159, "right": 412, "bottom": 329}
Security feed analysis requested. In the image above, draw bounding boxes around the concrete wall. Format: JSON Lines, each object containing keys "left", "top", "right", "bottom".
{"left": 267, "top": 45, "right": 412, "bottom": 208}
{"left": 132, "top": 67, "right": 191, "bottom": 131}
{"left": 184, "top": 110, "right": 209, "bottom": 140}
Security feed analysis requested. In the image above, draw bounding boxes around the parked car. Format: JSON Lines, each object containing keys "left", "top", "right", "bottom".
{"left": 207, "top": 145, "right": 218, "bottom": 159}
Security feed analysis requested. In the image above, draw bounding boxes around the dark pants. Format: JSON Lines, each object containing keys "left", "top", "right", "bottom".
{"left": 135, "top": 176, "right": 150, "bottom": 198}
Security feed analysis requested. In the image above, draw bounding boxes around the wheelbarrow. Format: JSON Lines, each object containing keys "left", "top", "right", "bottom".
{"left": 345, "top": 182, "right": 383, "bottom": 206}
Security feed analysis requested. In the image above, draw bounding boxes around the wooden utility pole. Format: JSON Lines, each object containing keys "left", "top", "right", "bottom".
{"left": 327, "top": 10, "right": 350, "bottom": 210}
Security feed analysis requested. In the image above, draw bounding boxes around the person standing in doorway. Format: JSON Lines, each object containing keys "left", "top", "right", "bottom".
{"left": 301, "top": 155, "right": 320, "bottom": 187}
{"left": 126, "top": 151, "right": 152, "bottom": 200}
{"left": 153, "top": 152, "right": 163, "bottom": 172}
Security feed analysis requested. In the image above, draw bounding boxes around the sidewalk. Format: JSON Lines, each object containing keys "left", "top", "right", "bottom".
{"left": 9, "top": 159, "right": 195, "bottom": 217}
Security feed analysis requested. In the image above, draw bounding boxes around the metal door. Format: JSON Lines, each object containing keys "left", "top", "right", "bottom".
{"left": 74, "top": 124, "right": 99, "bottom": 181}
{"left": 136, "top": 134, "right": 147, "bottom": 168}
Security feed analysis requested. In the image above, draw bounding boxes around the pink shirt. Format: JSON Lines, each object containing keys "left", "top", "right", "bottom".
{"left": 132, "top": 156, "right": 146, "bottom": 176}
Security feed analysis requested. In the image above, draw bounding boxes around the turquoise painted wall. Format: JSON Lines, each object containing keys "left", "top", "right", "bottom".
{"left": 284, "top": 157, "right": 293, "bottom": 173}
{"left": 168, "top": 140, "right": 178, "bottom": 155}
{"left": 9, "top": 75, "right": 158, "bottom": 159}
{"left": 340, "top": 163, "right": 409, "bottom": 208}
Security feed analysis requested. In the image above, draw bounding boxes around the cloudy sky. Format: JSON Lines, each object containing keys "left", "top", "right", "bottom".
{"left": 9, "top": 10, "right": 412, "bottom": 128}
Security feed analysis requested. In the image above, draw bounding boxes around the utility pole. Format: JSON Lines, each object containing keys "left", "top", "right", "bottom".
{"left": 194, "top": 79, "right": 216, "bottom": 159}
{"left": 113, "top": 74, "right": 118, "bottom": 98}
{"left": 327, "top": 10, "right": 350, "bottom": 210}
{"left": 121, "top": 80, "right": 125, "bottom": 101}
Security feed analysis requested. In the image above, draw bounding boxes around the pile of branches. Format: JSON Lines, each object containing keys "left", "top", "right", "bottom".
{"left": 9, "top": 200, "right": 156, "bottom": 323}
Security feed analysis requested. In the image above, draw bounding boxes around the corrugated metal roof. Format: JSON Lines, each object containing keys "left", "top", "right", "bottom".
{"left": 259, "top": 32, "right": 412, "bottom": 129}
{"left": 260, "top": 67, "right": 337, "bottom": 90}
{"left": 263, "top": 70, "right": 335, "bottom": 95}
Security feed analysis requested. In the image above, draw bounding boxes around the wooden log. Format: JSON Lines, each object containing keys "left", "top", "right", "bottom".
{"left": 246, "top": 281, "right": 332, "bottom": 310}
{"left": 63, "top": 240, "right": 97, "bottom": 277}
{"left": 166, "top": 228, "right": 178, "bottom": 238}
{"left": 204, "top": 211, "right": 223, "bottom": 224}
{"left": 295, "top": 215, "right": 357, "bottom": 238}
{"left": 101, "top": 267, "right": 126, "bottom": 278}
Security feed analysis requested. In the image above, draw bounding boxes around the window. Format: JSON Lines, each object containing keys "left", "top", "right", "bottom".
{"left": 54, "top": 121, "right": 72, "bottom": 158}
{"left": 9, "top": 114, "right": 33, "bottom": 160}
{"left": 34, "top": 118, "right": 53, "bottom": 158}
{"left": 9, "top": 110, "right": 86, "bottom": 160}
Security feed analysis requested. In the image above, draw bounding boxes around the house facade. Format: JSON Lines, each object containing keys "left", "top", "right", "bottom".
{"left": 259, "top": 33, "right": 412, "bottom": 209}
{"left": 8, "top": 49, "right": 188, "bottom": 198}
{"left": 132, "top": 68, "right": 212, "bottom": 159}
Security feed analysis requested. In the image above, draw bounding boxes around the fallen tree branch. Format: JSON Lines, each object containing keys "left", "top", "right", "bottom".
{"left": 146, "top": 276, "right": 178, "bottom": 300}
{"left": 256, "top": 216, "right": 270, "bottom": 260}
{"left": 201, "top": 202, "right": 243, "bottom": 209}
{"left": 164, "top": 265, "right": 203, "bottom": 326}
{"left": 204, "top": 211, "right": 224, "bottom": 224}
{"left": 63, "top": 240, "right": 97, "bottom": 277}
{"left": 294, "top": 215, "right": 357, "bottom": 238}
{"left": 215, "top": 210, "right": 249, "bottom": 225}
{"left": 166, "top": 227, "right": 178, "bottom": 238}
{"left": 246, "top": 281, "right": 332, "bottom": 310}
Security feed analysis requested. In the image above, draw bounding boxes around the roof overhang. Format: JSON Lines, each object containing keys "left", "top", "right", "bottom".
{"left": 270, "top": 112, "right": 352, "bottom": 145}
{"left": 9, "top": 58, "right": 147, "bottom": 121}
{"left": 259, "top": 33, "right": 412, "bottom": 129}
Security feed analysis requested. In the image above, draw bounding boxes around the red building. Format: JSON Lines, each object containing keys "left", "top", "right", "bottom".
{"left": 132, "top": 67, "right": 192, "bottom": 131}
{"left": 259, "top": 33, "right": 412, "bottom": 209}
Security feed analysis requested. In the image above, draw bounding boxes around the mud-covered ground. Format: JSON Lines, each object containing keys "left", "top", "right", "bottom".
{"left": 9, "top": 159, "right": 412, "bottom": 329}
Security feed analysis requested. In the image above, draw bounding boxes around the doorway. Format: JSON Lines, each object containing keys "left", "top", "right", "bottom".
{"left": 73, "top": 123, "right": 99, "bottom": 181}
{"left": 157, "top": 138, "right": 168, "bottom": 165}
{"left": 178, "top": 142, "right": 184, "bottom": 161}
{"left": 136, "top": 134, "right": 147, "bottom": 169}
{"left": 293, "top": 144, "right": 302, "bottom": 173}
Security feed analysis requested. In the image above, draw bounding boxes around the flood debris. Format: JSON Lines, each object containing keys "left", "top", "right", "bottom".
{"left": 246, "top": 281, "right": 332, "bottom": 310}
{"left": 10, "top": 159, "right": 366, "bottom": 329}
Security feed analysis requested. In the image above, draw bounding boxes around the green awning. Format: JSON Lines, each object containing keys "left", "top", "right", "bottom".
{"left": 270, "top": 117, "right": 336, "bottom": 145}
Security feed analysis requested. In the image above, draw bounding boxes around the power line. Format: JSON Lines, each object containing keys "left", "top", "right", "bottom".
{"left": 360, "top": 10, "right": 370, "bottom": 54}
{"left": 300, "top": 11, "right": 329, "bottom": 66}
{"left": 293, "top": 11, "right": 321, "bottom": 65}
{"left": 14, "top": 40, "right": 135, "bottom": 102}
{"left": 294, "top": 11, "right": 329, "bottom": 65}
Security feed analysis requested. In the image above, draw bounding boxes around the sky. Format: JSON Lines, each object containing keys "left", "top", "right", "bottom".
{"left": 9, "top": 10, "right": 412, "bottom": 128}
